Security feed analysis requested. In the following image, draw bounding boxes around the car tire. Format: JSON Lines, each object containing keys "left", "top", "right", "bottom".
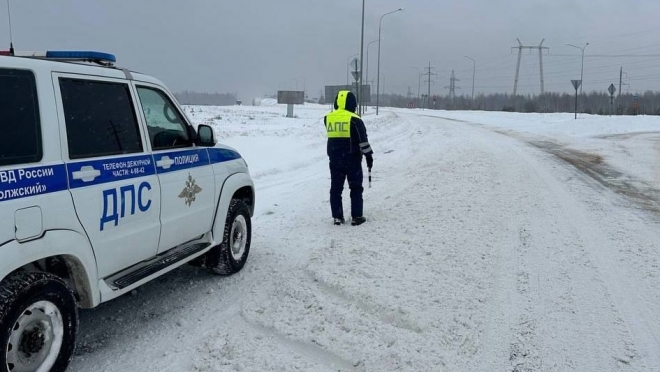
{"left": 206, "top": 199, "right": 251, "bottom": 275}
{"left": 0, "top": 271, "right": 78, "bottom": 372}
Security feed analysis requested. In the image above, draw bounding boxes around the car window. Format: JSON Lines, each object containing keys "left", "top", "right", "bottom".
{"left": 136, "top": 86, "right": 191, "bottom": 150}
{"left": 60, "top": 78, "right": 143, "bottom": 159}
{"left": 0, "top": 69, "right": 42, "bottom": 166}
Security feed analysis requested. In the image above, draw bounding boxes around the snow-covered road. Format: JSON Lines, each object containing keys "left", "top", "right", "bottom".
{"left": 69, "top": 106, "right": 660, "bottom": 371}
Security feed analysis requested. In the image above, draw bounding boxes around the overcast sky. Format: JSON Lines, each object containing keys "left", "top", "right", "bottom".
{"left": 3, "top": 0, "right": 660, "bottom": 100}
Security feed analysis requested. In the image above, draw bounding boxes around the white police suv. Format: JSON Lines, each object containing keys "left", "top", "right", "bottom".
{"left": 0, "top": 50, "right": 255, "bottom": 371}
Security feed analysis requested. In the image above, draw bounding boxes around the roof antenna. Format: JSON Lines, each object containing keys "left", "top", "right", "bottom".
{"left": 6, "top": 0, "right": 14, "bottom": 55}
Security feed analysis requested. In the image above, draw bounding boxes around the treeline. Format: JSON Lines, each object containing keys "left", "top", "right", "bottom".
{"left": 174, "top": 91, "right": 237, "bottom": 106}
{"left": 375, "top": 91, "right": 660, "bottom": 115}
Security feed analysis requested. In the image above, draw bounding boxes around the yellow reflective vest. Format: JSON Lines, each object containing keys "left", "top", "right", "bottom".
{"left": 325, "top": 110, "right": 360, "bottom": 138}
{"left": 325, "top": 90, "right": 360, "bottom": 139}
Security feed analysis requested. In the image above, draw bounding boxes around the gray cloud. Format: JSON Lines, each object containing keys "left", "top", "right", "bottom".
{"left": 3, "top": 0, "right": 660, "bottom": 100}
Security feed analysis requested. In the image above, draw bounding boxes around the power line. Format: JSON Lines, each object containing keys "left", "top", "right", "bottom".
{"left": 548, "top": 53, "right": 660, "bottom": 58}
{"left": 555, "top": 26, "right": 660, "bottom": 47}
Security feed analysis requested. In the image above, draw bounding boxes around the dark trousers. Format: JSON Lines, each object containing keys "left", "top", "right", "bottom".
{"left": 329, "top": 159, "right": 363, "bottom": 219}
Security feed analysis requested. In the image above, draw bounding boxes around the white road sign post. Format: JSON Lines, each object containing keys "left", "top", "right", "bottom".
{"left": 571, "top": 79, "right": 582, "bottom": 120}
{"left": 608, "top": 83, "right": 616, "bottom": 116}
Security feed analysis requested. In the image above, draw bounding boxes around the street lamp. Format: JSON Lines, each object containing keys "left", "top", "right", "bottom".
{"left": 409, "top": 66, "right": 421, "bottom": 101}
{"left": 376, "top": 7, "right": 404, "bottom": 115}
{"left": 566, "top": 43, "right": 589, "bottom": 96}
{"left": 358, "top": 0, "right": 365, "bottom": 115}
{"left": 464, "top": 56, "right": 475, "bottom": 105}
{"left": 346, "top": 53, "right": 359, "bottom": 85}
{"left": 365, "top": 38, "right": 381, "bottom": 100}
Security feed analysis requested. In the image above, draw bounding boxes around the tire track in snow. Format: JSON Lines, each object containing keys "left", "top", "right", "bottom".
{"left": 331, "top": 114, "right": 514, "bottom": 370}
{"left": 237, "top": 312, "right": 364, "bottom": 372}
{"left": 530, "top": 141, "right": 660, "bottom": 214}
{"left": 507, "top": 225, "right": 541, "bottom": 372}
{"left": 418, "top": 117, "right": 644, "bottom": 371}
{"left": 429, "top": 121, "right": 660, "bottom": 369}
{"left": 243, "top": 112, "right": 497, "bottom": 371}
{"left": 492, "top": 127, "right": 656, "bottom": 370}
{"left": 488, "top": 129, "right": 660, "bottom": 216}
{"left": 305, "top": 264, "right": 424, "bottom": 335}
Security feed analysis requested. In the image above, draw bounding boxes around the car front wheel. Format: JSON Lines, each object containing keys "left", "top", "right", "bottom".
{"left": 0, "top": 271, "right": 78, "bottom": 372}
{"left": 206, "top": 199, "right": 252, "bottom": 275}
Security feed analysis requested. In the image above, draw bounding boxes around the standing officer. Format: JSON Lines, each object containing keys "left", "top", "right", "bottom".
{"left": 324, "top": 90, "right": 374, "bottom": 226}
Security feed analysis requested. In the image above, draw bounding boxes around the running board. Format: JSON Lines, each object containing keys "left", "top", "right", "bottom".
{"left": 106, "top": 242, "right": 211, "bottom": 290}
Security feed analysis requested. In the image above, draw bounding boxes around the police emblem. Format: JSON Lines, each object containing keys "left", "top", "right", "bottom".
{"left": 178, "top": 173, "right": 203, "bottom": 206}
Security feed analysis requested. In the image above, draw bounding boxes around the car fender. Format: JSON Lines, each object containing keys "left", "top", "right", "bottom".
{"left": 0, "top": 230, "right": 99, "bottom": 308}
{"left": 212, "top": 172, "right": 255, "bottom": 244}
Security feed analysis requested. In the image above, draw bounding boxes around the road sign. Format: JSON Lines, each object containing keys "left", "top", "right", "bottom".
{"left": 350, "top": 58, "right": 360, "bottom": 71}
{"left": 571, "top": 79, "right": 582, "bottom": 90}
{"left": 277, "top": 90, "right": 305, "bottom": 118}
{"left": 351, "top": 70, "right": 360, "bottom": 82}
{"left": 608, "top": 83, "right": 616, "bottom": 96}
{"left": 633, "top": 95, "right": 638, "bottom": 102}
{"left": 277, "top": 91, "right": 304, "bottom": 104}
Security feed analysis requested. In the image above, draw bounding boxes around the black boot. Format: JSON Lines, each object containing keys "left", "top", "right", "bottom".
{"left": 351, "top": 216, "right": 366, "bottom": 226}
{"left": 334, "top": 218, "right": 345, "bottom": 226}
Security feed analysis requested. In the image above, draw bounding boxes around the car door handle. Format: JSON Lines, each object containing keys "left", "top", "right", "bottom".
{"left": 156, "top": 156, "right": 174, "bottom": 170}
{"left": 71, "top": 166, "right": 101, "bottom": 182}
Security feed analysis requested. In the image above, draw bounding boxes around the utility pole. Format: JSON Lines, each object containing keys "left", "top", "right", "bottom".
{"left": 6, "top": 0, "right": 15, "bottom": 55}
{"left": 423, "top": 61, "right": 436, "bottom": 110}
{"left": 619, "top": 66, "right": 623, "bottom": 98}
{"left": 464, "top": 56, "right": 475, "bottom": 104}
{"left": 358, "top": 0, "right": 365, "bottom": 115}
{"left": 511, "top": 38, "right": 549, "bottom": 96}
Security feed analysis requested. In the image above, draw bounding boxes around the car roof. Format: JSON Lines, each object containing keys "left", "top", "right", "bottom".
{"left": 0, "top": 55, "right": 165, "bottom": 86}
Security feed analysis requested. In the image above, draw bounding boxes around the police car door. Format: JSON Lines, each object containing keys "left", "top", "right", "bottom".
{"left": 53, "top": 74, "right": 161, "bottom": 279}
{"left": 1, "top": 68, "right": 73, "bottom": 254}
{"left": 134, "top": 84, "right": 215, "bottom": 254}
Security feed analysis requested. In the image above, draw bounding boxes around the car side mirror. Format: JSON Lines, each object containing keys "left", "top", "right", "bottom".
{"left": 197, "top": 124, "right": 216, "bottom": 146}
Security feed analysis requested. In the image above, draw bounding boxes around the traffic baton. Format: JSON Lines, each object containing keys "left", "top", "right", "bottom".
{"left": 368, "top": 168, "right": 372, "bottom": 188}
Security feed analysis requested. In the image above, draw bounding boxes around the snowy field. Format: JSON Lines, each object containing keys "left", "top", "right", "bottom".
{"left": 70, "top": 104, "right": 660, "bottom": 371}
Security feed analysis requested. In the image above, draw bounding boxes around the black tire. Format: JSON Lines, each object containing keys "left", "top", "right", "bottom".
{"left": 206, "top": 199, "right": 252, "bottom": 275}
{"left": 0, "top": 272, "right": 78, "bottom": 372}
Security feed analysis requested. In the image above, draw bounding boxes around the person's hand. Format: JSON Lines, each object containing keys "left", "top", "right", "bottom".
{"left": 365, "top": 154, "right": 373, "bottom": 170}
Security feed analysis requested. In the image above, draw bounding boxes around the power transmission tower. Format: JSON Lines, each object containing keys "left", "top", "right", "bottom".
{"left": 423, "top": 61, "right": 437, "bottom": 110}
{"left": 444, "top": 70, "right": 460, "bottom": 99}
{"left": 512, "top": 38, "right": 549, "bottom": 96}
